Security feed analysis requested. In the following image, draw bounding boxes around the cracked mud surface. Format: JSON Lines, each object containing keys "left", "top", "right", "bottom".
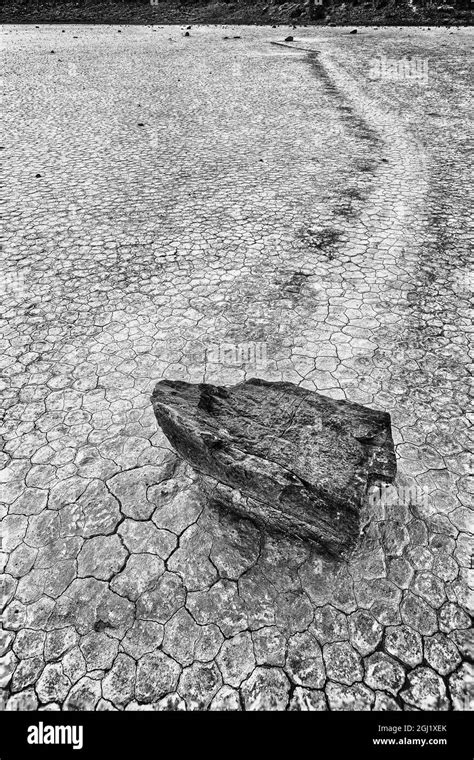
{"left": 1, "top": 25, "right": 473, "bottom": 711}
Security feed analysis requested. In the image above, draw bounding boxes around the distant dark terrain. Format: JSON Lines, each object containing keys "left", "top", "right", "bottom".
{"left": 2, "top": 0, "right": 472, "bottom": 25}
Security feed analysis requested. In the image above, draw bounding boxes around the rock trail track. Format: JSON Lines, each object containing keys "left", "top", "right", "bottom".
{"left": 1, "top": 25, "right": 472, "bottom": 711}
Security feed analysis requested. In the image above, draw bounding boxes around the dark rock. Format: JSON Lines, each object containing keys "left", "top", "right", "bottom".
{"left": 151, "top": 379, "right": 396, "bottom": 557}
{"left": 284, "top": 36, "right": 294, "bottom": 42}
{"left": 349, "top": 29, "right": 358, "bottom": 34}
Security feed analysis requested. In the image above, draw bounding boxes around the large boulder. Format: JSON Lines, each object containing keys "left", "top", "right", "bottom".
{"left": 151, "top": 379, "right": 396, "bottom": 557}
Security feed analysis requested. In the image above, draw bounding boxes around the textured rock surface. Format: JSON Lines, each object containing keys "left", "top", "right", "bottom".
{"left": 1, "top": 25, "right": 472, "bottom": 712}
{"left": 151, "top": 378, "right": 396, "bottom": 556}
